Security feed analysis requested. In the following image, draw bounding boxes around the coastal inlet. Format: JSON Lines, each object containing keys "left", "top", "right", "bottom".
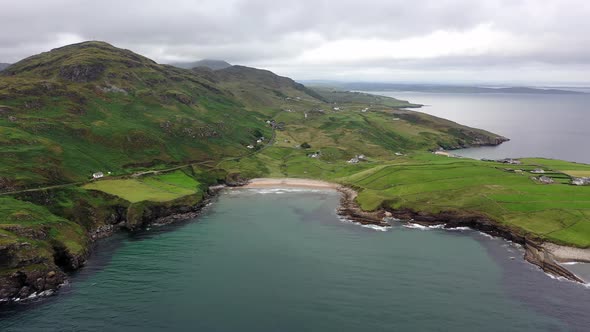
{"left": 1, "top": 187, "right": 590, "bottom": 332}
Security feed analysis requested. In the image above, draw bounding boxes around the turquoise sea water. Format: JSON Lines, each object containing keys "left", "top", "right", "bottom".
{"left": 1, "top": 188, "right": 589, "bottom": 331}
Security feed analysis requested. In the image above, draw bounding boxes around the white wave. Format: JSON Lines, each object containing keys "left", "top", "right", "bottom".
{"left": 338, "top": 216, "right": 390, "bottom": 232}
{"left": 11, "top": 289, "right": 55, "bottom": 303}
{"left": 361, "top": 224, "right": 389, "bottom": 232}
{"left": 403, "top": 223, "right": 444, "bottom": 230}
{"left": 541, "top": 270, "right": 590, "bottom": 288}
{"left": 561, "top": 261, "right": 580, "bottom": 266}
{"left": 478, "top": 231, "right": 495, "bottom": 239}
{"left": 446, "top": 226, "right": 470, "bottom": 231}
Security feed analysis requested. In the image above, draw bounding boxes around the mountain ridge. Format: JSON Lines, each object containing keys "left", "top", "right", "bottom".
{"left": 170, "top": 59, "right": 231, "bottom": 70}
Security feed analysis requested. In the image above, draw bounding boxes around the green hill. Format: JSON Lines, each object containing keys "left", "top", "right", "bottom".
{"left": 0, "top": 41, "right": 522, "bottom": 300}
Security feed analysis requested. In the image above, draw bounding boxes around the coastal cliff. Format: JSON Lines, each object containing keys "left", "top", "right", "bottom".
{"left": 0, "top": 188, "right": 218, "bottom": 303}
{"left": 337, "top": 195, "right": 585, "bottom": 283}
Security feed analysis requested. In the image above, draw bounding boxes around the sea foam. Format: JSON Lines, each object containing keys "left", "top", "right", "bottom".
{"left": 338, "top": 216, "right": 390, "bottom": 232}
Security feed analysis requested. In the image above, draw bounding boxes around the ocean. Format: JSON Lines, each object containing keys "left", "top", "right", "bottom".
{"left": 1, "top": 189, "right": 589, "bottom": 331}
{"left": 371, "top": 91, "right": 590, "bottom": 164}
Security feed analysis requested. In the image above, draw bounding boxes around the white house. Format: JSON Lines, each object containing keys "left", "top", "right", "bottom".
{"left": 92, "top": 172, "right": 104, "bottom": 179}
{"left": 247, "top": 145, "right": 254, "bottom": 149}
{"left": 531, "top": 168, "right": 546, "bottom": 174}
{"left": 347, "top": 157, "right": 359, "bottom": 164}
{"left": 395, "top": 152, "right": 404, "bottom": 156}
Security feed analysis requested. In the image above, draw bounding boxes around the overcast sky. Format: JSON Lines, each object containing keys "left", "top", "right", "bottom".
{"left": 1, "top": 0, "right": 589, "bottom": 85}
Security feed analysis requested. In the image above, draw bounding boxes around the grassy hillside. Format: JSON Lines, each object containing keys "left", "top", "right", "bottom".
{"left": 221, "top": 148, "right": 590, "bottom": 247}
{"left": 0, "top": 41, "right": 503, "bottom": 192}
{"left": 0, "top": 41, "right": 545, "bottom": 297}
{"left": 0, "top": 42, "right": 279, "bottom": 189}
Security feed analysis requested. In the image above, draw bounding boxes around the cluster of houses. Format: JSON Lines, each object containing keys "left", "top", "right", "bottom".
{"left": 246, "top": 136, "right": 266, "bottom": 149}
{"left": 572, "top": 177, "right": 590, "bottom": 186}
{"left": 347, "top": 154, "right": 366, "bottom": 164}
{"left": 265, "top": 119, "right": 285, "bottom": 130}
{"left": 499, "top": 158, "right": 522, "bottom": 165}
{"left": 482, "top": 158, "right": 523, "bottom": 165}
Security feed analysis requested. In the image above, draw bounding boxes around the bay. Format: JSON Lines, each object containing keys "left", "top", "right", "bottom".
{"left": 1, "top": 189, "right": 589, "bottom": 331}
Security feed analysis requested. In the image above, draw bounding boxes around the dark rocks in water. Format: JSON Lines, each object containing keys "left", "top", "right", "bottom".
{"left": 0, "top": 269, "right": 66, "bottom": 302}
{"left": 59, "top": 63, "right": 105, "bottom": 82}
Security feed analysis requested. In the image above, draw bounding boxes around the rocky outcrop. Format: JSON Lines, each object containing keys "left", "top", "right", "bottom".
{"left": 337, "top": 186, "right": 389, "bottom": 227}
{"left": 334, "top": 186, "right": 584, "bottom": 283}
{"left": 524, "top": 241, "right": 583, "bottom": 282}
{"left": 0, "top": 269, "right": 66, "bottom": 302}
{"left": 0, "top": 188, "right": 220, "bottom": 304}
{"left": 59, "top": 63, "right": 105, "bottom": 82}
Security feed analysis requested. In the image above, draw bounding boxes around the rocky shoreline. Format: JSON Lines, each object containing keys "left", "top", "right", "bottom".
{"left": 336, "top": 186, "right": 587, "bottom": 283}
{"left": 0, "top": 186, "right": 223, "bottom": 305}
{"left": 1, "top": 178, "right": 587, "bottom": 305}
{"left": 242, "top": 177, "right": 589, "bottom": 283}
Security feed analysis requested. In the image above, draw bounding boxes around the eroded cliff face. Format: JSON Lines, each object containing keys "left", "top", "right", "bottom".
{"left": 524, "top": 241, "right": 583, "bottom": 282}
{"left": 385, "top": 208, "right": 583, "bottom": 282}
{"left": 0, "top": 190, "right": 212, "bottom": 303}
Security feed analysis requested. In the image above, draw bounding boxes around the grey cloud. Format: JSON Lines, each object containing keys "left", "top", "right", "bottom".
{"left": 0, "top": 0, "right": 589, "bottom": 84}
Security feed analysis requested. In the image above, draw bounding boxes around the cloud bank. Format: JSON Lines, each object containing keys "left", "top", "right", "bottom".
{"left": 1, "top": 0, "right": 589, "bottom": 84}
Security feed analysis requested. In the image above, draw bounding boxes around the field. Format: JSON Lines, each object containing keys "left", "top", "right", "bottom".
{"left": 83, "top": 171, "right": 202, "bottom": 203}
{"left": 223, "top": 148, "right": 590, "bottom": 248}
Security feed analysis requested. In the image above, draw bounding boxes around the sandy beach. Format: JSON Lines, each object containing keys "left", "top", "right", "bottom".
{"left": 544, "top": 243, "right": 590, "bottom": 263}
{"left": 243, "top": 178, "right": 340, "bottom": 190}
{"left": 245, "top": 177, "right": 590, "bottom": 280}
